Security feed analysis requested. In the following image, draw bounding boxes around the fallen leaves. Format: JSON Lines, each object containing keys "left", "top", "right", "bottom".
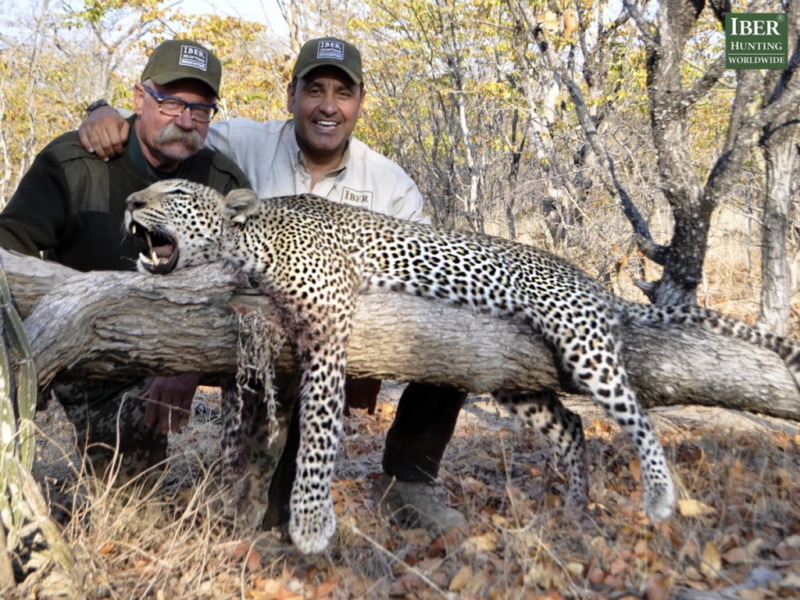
{"left": 721, "top": 545, "right": 751, "bottom": 565}
{"left": 23, "top": 392, "right": 800, "bottom": 599}
{"left": 700, "top": 541, "right": 722, "bottom": 578}
{"left": 775, "top": 535, "right": 800, "bottom": 561}
{"left": 448, "top": 565, "right": 472, "bottom": 591}
{"left": 463, "top": 531, "right": 500, "bottom": 554}
{"left": 245, "top": 579, "right": 303, "bottom": 600}
{"left": 678, "top": 498, "right": 717, "bottom": 518}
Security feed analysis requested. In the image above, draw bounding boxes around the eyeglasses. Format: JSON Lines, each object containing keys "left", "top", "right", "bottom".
{"left": 142, "top": 84, "right": 218, "bottom": 123}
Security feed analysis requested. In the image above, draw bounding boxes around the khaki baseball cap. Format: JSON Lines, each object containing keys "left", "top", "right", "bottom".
{"left": 292, "top": 37, "right": 363, "bottom": 84}
{"left": 141, "top": 40, "right": 222, "bottom": 97}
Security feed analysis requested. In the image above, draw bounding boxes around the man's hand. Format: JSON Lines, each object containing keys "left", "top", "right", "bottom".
{"left": 143, "top": 373, "right": 203, "bottom": 434}
{"left": 78, "top": 105, "right": 129, "bottom": 161}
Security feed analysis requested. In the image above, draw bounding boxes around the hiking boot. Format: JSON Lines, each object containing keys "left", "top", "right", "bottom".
{"left": 376, "top": 475, "right": 467, "bottom": 534}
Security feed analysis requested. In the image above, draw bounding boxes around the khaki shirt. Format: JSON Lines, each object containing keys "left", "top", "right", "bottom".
{"left": 207, "top": 119, "right": 429, "bottom": 224}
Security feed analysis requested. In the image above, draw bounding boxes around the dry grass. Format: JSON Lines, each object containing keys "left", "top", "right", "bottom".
{"left": 7, "top": 382, "right": 799, "bottom": 599}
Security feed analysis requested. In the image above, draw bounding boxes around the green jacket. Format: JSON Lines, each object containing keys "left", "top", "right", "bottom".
{"left": 0, "top": 117, "right": 250, "bottom": 272}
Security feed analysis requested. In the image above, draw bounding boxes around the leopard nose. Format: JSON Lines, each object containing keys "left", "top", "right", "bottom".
{"left": 126, "top": 195, "right": 146, "bottom": 210}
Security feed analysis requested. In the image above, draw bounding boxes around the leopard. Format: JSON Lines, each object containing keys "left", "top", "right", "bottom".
{"left": 124, "top": 179, "right": 800, "bottom": 555}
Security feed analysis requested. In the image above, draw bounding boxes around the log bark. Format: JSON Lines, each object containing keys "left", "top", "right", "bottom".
{"left": 2, "top": 248, "right": 799, "bottom": 421}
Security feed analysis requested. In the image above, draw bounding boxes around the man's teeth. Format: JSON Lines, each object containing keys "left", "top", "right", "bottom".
{"left": 317, "top": 120, "right": 336, "bottom": 127}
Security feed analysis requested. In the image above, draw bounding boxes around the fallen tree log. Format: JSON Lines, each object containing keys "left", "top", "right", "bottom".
{"left": 2, "top": 248, "right": 799, "bottom": 421}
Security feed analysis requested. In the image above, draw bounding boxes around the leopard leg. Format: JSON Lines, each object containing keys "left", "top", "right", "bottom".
{"left": 284, "top": 299, "right": 355, "bottom": 554}
{"left": 493, "top": 389, "right": 589, "bottom": 510}
{"left": 555, "top": 317, "right": 675, "bottom": 523}
{"left": 288, "top": 344, "right": 346, "bottom": 554}
{"left": 220, "top": 375, "right": 256, "bottom": 520}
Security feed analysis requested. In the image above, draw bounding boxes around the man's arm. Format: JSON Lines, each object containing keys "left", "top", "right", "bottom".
{"left": 390, "top": 181, "right": 430, "bottom": 225}
{"left": 78, "top": 105, "right": 131, "bottom": 161}
{"left": 352, "top": 139, "right": 431, "bottom": 224}
{"left": 78, "top": 104, "right": 230, "bottom": 162}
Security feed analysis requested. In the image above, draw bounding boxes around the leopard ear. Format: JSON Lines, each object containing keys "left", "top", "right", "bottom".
{"left": 221, "top": 188, "right": 261, "bottom": 224}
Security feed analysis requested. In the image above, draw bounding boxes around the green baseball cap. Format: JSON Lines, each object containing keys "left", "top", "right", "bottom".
{"left": 292, "top": 37, "right": 363, "bottom": 84}
{"left": 141, "top": 40, "right": 222, "bottom": 97}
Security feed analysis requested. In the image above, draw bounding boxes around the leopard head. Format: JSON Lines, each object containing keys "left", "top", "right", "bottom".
{"left": 125, "top": 179, "right": 237, "bottom": 274}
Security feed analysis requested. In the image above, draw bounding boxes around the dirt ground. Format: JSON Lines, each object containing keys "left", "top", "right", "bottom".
{"left": 18, "top": 381, "right": 800, "bottom": 599}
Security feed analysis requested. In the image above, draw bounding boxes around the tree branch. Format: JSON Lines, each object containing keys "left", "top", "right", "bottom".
{"left": 621, "top": 0, "right": 658, "bottom": 52}
{"left": 533, "top": 28, "right": 663, "bottom": 263}
{"left": 3, "top": 249, "right": 799, "bottom": 422}
{"left": 683, "top": 54, "right": 727, "bottom": 106}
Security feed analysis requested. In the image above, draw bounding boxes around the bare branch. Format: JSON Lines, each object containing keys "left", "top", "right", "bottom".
{"left": 621, "top": 0, "right": 658, "bottom": 52}
{"left": 684, "top": 54, "right": 727, "bottom": 106}
{"left": 533, "top": 29, "right": 662, "bottom": 261}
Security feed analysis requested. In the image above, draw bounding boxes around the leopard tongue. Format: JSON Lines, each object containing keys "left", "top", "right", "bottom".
{"left": 141, "top": 229, "right": 174, "bottom": 263}
{"left": 150, "top": 244, "right": 174, "bottom": 264}
{"left": 153, "top": 244, "right": 174, "bottom": 258}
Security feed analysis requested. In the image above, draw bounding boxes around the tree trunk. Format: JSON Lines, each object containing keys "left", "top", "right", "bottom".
{"left": 3, "top": 249, "right": 799, "bottom": 422}
{"left": 758, "top": 3, "right": 800, "bottom": 335}
{"left": 644, "top": 0, "right": 710, "bottom": 305}
{"left": 759, "top": 134, "right": 797, "bottom": 334}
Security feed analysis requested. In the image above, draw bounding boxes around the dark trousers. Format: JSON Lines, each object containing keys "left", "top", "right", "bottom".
{"left": 263, "top": 380, "right": 467, "bottom": 528}
{"left": 382, "top": 382, "right": 467, "bottom": 482}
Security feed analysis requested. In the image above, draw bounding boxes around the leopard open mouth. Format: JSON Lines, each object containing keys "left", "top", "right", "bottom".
{"left": 128, "top": 221, "right": 179, "bottom": 275}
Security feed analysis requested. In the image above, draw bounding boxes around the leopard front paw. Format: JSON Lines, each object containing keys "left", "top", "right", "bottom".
{"left": 643, "top": 472, "right": 676, "bottom": 523}
{"left": 289, "top": 497, "right": 336, "bottom": 554}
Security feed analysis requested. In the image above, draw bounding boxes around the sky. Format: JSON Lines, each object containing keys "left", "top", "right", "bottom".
{"left": 3, "top": 0, "right": 290, "bottom": 40}
{"left": 175, "top": 0, "right": 289, "bottom": 38}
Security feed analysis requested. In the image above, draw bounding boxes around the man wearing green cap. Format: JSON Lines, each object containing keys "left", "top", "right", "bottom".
{"left": 0, "top": 39, "right": 250, "bottom": 484}
{"left": 79, "top": 37, "right": 467, "bottom": 534}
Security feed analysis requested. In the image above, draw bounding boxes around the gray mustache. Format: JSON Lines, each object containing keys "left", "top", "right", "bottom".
{"left": 156, "top": 123, "right": 204, "bottom": 152}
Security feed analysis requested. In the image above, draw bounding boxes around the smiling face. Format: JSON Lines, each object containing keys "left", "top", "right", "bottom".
{"left": 286, "top": 66, "right": 365, "bottom": 172}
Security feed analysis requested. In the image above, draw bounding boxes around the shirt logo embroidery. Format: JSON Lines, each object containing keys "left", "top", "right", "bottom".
{"left": 316, "top": 40, "right": 345, "bottom": 61}
{"left": 341, "top": 187, "right": 372, "bottom": 209}
{"left": 179, "top": 45, "right": 208, "bottom": 72}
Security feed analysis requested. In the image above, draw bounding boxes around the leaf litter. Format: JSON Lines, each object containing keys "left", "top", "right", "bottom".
{"left": 10, "top": 383, "right": 800, "bottom": 599}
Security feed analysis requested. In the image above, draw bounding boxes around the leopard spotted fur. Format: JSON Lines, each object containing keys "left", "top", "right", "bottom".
{"left": 124, "top": 180, "right": 800, "bottom": 554}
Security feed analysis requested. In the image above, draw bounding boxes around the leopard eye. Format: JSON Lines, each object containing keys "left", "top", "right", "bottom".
{"left": 166, "top": 186, "right": 192, "bottom": 197}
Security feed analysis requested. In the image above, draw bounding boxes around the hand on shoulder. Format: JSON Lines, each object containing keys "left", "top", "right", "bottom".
{"left": 78, "top": 104, "right": 130, "bottom": 161}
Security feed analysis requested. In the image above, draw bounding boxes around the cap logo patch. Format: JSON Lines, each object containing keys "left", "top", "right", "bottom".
{"left": 179, "top": 45, "right": 209, "bottom": 72}
{"left": 316, "top": 40, "right": 345, "bottom": 61}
